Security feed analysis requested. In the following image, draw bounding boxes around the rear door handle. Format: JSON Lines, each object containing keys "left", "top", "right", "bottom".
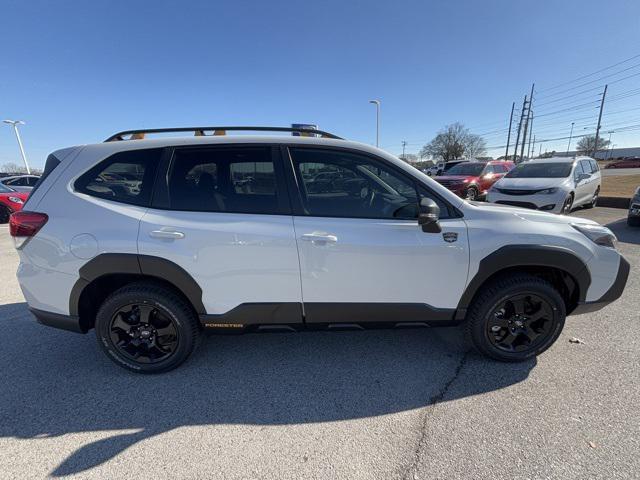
{"left": 149, "top": 229, "right": 185, "bottom": 240}
{"left": 301, "top": 232, "right": 338, "bottom": 244}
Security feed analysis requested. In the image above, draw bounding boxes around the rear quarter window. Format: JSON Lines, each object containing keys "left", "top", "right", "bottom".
{"left": 75, "top": 148, "right": 162, "bottom": 207}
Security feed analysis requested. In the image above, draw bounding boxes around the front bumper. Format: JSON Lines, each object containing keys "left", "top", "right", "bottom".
{"left": 486, "top": 190, "right": 565, "bottom": 213}
{"left": 572, "top": 255, "right": 630, "bottom": 315}
{"left": 29, "top": 307, "right": 85, "bottom": 333}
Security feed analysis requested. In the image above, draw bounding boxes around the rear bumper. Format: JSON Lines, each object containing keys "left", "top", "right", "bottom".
{"left": 572, "top": 255, "right": 630, "bottom": 315}
{"left": 29, "top": 307, "right": 85, "bottom": 333}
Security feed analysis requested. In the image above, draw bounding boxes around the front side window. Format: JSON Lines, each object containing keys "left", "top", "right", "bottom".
{"left": 289, "top": 148, "right": 419, "bottom": 219}
{"left": 167, "top": 146, "right": 280, "bottom": 214}
{"left": 75, "top": 148, "right": 161, "bottom": 206}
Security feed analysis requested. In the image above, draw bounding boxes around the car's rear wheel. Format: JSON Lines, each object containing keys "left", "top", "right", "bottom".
{"left": 585, "top": 187, "right": 599, "bottom": 209}
{"left": 561, "top": 193, "right": 574, "bottom": 214}
{"left": 95, "top": 282, "right": 200, "bottom": 373}
{"left": 466, "top": 274, "right": 566, "bottom": 362}
{"left": 465, "top": 186, "right": 479, "bottom": 201}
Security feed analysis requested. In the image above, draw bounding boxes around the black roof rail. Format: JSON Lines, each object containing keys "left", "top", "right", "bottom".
{"left": 104, "top": 126, "right": 343, "bottom": 142}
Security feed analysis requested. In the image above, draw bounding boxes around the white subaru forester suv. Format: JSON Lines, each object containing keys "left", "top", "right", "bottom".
{"left": 12, "top": 127, "right": 629, "bottom": 373}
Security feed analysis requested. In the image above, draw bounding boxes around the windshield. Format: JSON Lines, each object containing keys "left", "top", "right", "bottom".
{"left": 445, "top": 163, "right": 485, "bottom": 176}
{"left": 506, "top": 162, "right": 572, "bottom": 178}
{"left": 0, "top": 183, "right": 14, "bottom": 193}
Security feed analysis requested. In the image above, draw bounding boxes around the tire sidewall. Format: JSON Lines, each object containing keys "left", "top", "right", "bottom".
{"left": 96, "top": 289, "right": 195, "bottom": 373}
{"left": 470, "top": 280, "right": 566, "bottom": 361}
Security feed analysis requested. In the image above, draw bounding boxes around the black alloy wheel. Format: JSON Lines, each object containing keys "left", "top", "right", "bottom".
{"left": 109, "top": 303, "right": 179, "bottom": 364}
{"left": 486, "top": 293, "right": 555, "bottom": 353}
{"left": 466, "top": 274, "right": 566, "bottom": 362}
{"left": 95, "top": 282, "right": 200, "bottom": 373}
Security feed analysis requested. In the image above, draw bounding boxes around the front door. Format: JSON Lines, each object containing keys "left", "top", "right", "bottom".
{"left": 138, "top": 145, "right": 303, "bottom": 324}
{"left": 286, "top": 147, "right": 469, "bottom": 324}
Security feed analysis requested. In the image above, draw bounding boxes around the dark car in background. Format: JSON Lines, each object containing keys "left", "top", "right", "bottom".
{"left": 433, "top": 160, "right": 515, "bottom": 200}
{"left": 605, "top": 157, "right": 640, "bottom": 169}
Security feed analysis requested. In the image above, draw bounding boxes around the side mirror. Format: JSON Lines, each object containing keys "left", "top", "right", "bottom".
{"left": 418, "top": 198, "right": 441, "bottom": 233}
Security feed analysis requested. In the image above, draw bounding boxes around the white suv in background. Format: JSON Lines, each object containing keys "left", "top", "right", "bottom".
{"left": 486, "top": 157, "right": 601, "bottom": 214}
{"left": 11, "top": 127, "right": 628, "bottom": 373}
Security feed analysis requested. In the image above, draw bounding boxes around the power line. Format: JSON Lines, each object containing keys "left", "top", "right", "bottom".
{"left": 537, "top": 53, "right": 640, "bottom": 93}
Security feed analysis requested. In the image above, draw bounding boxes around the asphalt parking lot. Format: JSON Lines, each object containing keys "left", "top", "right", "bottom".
{"left": 0, "top": 207, "right": 638, "bottom": 479}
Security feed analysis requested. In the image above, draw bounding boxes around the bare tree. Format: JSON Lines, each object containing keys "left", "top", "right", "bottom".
{"left": 0, "top": 162, "right": 28, "bottom": 174}
{"left": 576, "top": 135, "right": 610, "bottom": 157}
{"left": 420, "top": 122, "right": 487, "bottom": 161}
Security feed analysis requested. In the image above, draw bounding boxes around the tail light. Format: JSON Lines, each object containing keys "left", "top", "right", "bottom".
{"left": 9, "top": 211, "right": 48, "bottom": 249}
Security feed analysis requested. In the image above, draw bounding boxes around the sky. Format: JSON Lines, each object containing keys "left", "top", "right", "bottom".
{"left": 1, "top": 0, "right": 640, "bottom": 168}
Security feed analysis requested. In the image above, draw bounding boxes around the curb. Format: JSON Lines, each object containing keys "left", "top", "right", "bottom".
{"left": 598, "top": 196, "right": 630, "bottom": 209}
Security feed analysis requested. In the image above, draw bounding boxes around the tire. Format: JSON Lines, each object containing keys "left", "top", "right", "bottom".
{"left": 464, "top": 186, "right": 479, "bottom": 201}
{"left": 628, "top": 216, "right": 640, "bottom": 227}
{"left": 0, "top": 206, "right": 10, "bottom": 224}
{"left": 584, "top": 187, "right": 599, "bottom": 209}
{"left": 561, "top": 193, "right": 574, "bottom": 214}
{"left": 95, "top": 282, "right": 200, "bottom": 373}
{"left": 465, "top": 274, "right": 566, "bottom": 362}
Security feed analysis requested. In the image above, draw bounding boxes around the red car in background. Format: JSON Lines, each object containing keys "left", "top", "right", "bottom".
{"left": 434, "top": 160, "right": 515, "bottom": 200}
{"left": 0, "top": 183, "right": 29, "bottom": 223}
{"left": 605, "top": 157, "right": 640, "bottom": 169}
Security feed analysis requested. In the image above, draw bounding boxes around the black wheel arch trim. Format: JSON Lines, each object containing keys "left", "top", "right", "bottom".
{"left": 455, "top": 245, "right": 591, "bottom": 319}
{"left": 70, "top": 253, "right": 206, "bottom": 316}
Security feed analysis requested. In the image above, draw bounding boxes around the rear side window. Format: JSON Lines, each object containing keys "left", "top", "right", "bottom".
{"left": 75, "top": 148, "right": 161, "bottom": 206}
{"left": 589, "top": 159, "right": 599, "bottom": 173}
{"left": 166, "top": 146, "right": 281, "bottom": 214}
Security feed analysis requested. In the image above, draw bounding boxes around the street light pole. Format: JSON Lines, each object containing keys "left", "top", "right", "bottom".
{"left": 369, "top": 100, "right": 380, "bottom": 147}
{"left": 3, "top": 120, "right": 31, "bottom": 174}
{"left": 566, "top": 122, "right": 574, "bottom": 156}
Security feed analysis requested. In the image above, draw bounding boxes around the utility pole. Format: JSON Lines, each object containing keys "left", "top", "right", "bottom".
{"left": 539, "top": 143, "right": 543, "bottom": 156}
{"left": 505, "top": 102, "right": 515, "bottom": 160}
{"left": 519, "top": 83, "right": 535, "bottom": 161}
{"left": 593, "top": 84, "right": 608, "bottom": 159}
{"left": 2, "top": 120, "right": 31, "bottom": 174}
{"left": 526, "top": 112, "right": 534, "bottom": 158}
{"left": 531, "top": 135, "right": 536, "bottom": 158}
{"left": 512, "top": 95, "right": 527, "bottom": 162}
{"left": 566, "top": 122, "right": 575, "bottom": 156}
{"left": 401, "top": 140, "right": 407, "bottom": 160}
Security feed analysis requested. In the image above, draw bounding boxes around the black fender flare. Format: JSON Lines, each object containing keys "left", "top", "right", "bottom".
{"left": 455, "top": 245, "right": 591, "bottom": 319}
{"left": 69, "top": 253, "right": 205, "bottom": 315}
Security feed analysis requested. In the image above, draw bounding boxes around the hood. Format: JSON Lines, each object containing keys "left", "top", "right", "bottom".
{"left": 465, "top": 201, "right": 598, "bottom": 226}
{"left": 435, "top": 175, "right": 477, "bottom": 182}
{"left": 494, "top": 176, "right": 569, "bottom": 190}
{"left": 0, "top": 191, "right": 29, "bottom": 201}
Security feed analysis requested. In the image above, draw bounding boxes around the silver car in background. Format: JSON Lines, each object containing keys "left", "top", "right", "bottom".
{"left": 486, "top": 157, "right": 601, "bottom": 214}
{"left": 0, "top": 175, "right": 40, "bottom": 192}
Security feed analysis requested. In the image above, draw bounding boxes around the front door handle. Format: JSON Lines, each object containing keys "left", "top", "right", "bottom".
{"left": 301, "top": 232, "right": 338, "bottom": 244}
{"left": 149, "top": 229, "right": 185, "bottom": 240}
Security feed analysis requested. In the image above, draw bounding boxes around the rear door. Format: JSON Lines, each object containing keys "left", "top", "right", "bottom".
{"left": 285, "top": 146, "right": 469, "bottom": 324}
{"left": 138, "top": 145, "right": 303, "bottom": 323}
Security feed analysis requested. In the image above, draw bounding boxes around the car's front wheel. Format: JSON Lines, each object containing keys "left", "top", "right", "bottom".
{"left": 466, "top": 274, "right": 566, "bottom": 362}
{"left": 95, "top": 282, "right": 200, "bottom": 373}
{"left": 561, "top": 193, "right": 574, "bottom": 214}
{"left": 464, "top": 186, "right": 479, "bottom": 201}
